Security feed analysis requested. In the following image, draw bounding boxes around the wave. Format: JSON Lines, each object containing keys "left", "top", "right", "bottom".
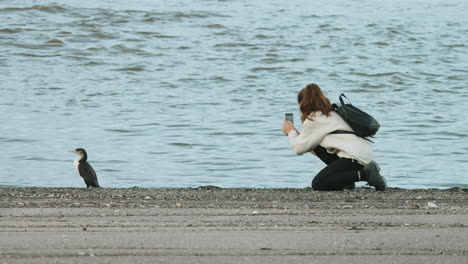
{"left": 255, "top": 34, "right": 273, "bottom": 39}
{"left": 174, "top": 11, "right": 229, "bottom": 19}
{"left": 168, "top": 142, "right": 196, "bottom": 147}
{"left": 230, "top": 119, "right": 264, "bottom": 124}
{"left": 46, "top": 39, "right": 64, "bottom": 44}
{"left": 135, "top": 32, "right": 177, "bottom": 38}
{"left": 11, "top": 43, "right": 54, "bottom": 50}
{"left": 105, "top": 129, "right": 136, "bottom": 133}
{"left": 205, "top": 24, "right": 225, "bottom": 29}
{"left": 251, "top": 67, "right": 285, "bottom": 72}
{"left": 114, "top": 67, "right": 145, "bottom": 72}
{"left": 143, "top": 17, "right": 160, "bottom": 22}
{"left": 111, "top": 45, "right": 155, "bottom": 56}
{"left": 210, "top": 76, "right": 231, "bottom": 82}
{"left": 0, "top": 5, "right": 67, "bottom": 14}
{"left": 373, "top": 41, "right": 390, "bottom": 46}
{"left": 353, "top": 72, "right": 401, "bottom": 77}
{"left": 208, "top": 132, "right": 257, "bottom": 136}
{"left": 0, "top": 28, "right": 19, "bottom": 33}
{"left": 213, "top": 43, "right": 255, "bottom": 48}
{"left": 1, "top": 138, "right": 37, "bottom": 143}
{"left": 15, "top": 53, "right": 61, "bottom": 57}
{"left": 133, "top": 122, "right": 160, "bottom": 127}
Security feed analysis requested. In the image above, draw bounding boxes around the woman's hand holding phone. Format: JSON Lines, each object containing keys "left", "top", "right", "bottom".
{"left": 282, "top": 120, "right": 298, "bottom": 135}
{"left": 283, "top": 112, "right": 298, "bottom": 135}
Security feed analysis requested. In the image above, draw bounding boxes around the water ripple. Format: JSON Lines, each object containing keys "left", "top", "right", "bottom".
{"left": 113, "top": 67, "right": 145, "bottom": 72}
{"left": 0, "top": 5, "right": 67, "bottom": 14}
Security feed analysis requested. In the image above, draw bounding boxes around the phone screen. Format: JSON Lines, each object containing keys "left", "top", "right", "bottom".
{"left": 285, "top": 113, "right": 293, "bottom": 124}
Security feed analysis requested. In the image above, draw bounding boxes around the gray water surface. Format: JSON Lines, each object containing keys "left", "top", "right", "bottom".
{"left": 1, "top": 0, "right": 467, "bottom": 188}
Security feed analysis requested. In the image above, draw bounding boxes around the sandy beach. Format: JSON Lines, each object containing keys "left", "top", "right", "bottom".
{"left": 0, "top": 187, "right": 467, "bottom": 263}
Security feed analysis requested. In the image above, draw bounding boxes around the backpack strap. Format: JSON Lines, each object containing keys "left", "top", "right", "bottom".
{"left": 339, "top": 93, "right": 351, "bottom": 106}
{"left": 329, "top": 130, "right": 374, "bottom": 143}
{"left": 329, "top": 130, "right": 356, "bottom": 135}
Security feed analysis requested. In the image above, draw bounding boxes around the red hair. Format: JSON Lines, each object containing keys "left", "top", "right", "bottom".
{"left": 297, "top": 83, "right": 333, "bottom": 122}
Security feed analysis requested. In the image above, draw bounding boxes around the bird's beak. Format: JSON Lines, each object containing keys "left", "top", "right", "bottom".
{"left": 69, "top": 150, "right": 76, "bottom": 153}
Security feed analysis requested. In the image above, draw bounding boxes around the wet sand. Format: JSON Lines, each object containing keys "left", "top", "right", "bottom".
{"left": 0, "top": 187, "right": 467, "bottom": 263}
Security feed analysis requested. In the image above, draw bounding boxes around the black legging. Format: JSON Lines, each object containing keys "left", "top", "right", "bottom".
{"left": 311, "top": 145, "right": 364, "bottom": 191}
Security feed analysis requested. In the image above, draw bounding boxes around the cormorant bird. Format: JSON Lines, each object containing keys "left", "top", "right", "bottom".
{"left": 70, "top": 148, "right": 100, "bottom": 188}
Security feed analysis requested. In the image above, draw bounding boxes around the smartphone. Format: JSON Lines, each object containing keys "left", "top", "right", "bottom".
{"left": 284, "top": 112, "right": 294, "bottom": 124}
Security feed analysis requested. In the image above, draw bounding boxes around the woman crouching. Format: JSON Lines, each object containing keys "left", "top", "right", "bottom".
{"left": 282, "top": 83, "right": 387, "bottom": 191}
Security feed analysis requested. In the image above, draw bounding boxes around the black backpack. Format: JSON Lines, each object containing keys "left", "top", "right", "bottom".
{"left": 330, "top": 94, "right": 380, "bottom": 140}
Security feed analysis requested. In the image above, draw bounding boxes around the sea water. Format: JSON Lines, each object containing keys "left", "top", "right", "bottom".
{"left": 1, "top": 0, "right": 467, "bottom": 188}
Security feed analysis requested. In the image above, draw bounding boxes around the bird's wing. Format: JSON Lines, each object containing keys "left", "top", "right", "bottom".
{"left": 78, "top": 162, "right": 99, "bottom": 187}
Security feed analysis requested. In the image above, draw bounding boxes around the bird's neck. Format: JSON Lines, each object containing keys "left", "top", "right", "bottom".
{"left": 78, "top": 153, "right": 87, "bottom": 162}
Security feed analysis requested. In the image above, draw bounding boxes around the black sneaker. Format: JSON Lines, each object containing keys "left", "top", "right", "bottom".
{"left": 363, "top": 161, "right": 387, "bottom": 191}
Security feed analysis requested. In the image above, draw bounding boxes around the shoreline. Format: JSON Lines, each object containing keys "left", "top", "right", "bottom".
{"left": 1, "top": 187, "right": 467, "bottom": 208}
{"left": 1, "top": 188, "right": 467, "bottom": 263}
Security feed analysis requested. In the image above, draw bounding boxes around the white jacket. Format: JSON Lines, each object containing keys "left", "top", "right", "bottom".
{"left": 287, "top": 111, "right": 373, "bottom": 165}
